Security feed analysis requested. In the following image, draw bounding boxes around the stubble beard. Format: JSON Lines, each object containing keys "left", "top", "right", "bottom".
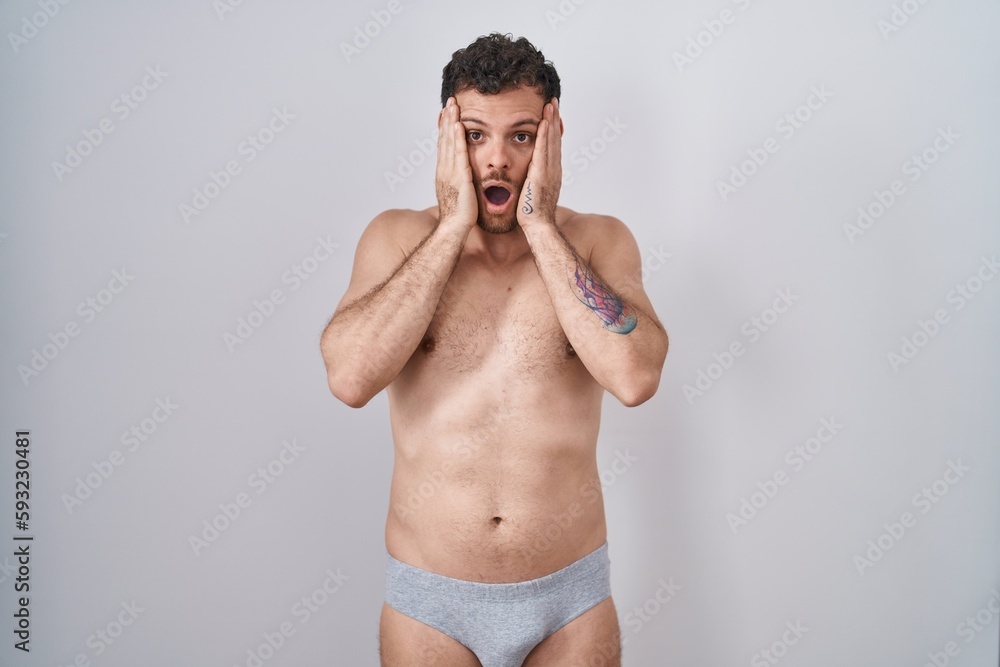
{"left": 477, "top": 208, "right": 519, "bottom": 234}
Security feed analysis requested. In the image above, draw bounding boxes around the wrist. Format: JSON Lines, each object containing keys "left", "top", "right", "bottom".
{"left": 520, "top": 214, "right": 557, "bottom": 240}
{"left": 436, "top": 213, "right": 475, "bottom": 237}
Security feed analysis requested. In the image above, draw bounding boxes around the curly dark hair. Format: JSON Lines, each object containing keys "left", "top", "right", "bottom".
{"left": 441, "top": 33, "right": 560, "bottom": 107}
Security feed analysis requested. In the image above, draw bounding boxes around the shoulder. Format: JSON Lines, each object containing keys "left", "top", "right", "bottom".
{"left": 359, "top": 207, "right": 439, "bottom": 256}
{"left": 365, "top": 206, "right": 438, "bottom": 234}
{"left": 335, "top": 207, "right": 440, "bottom": 312}
{"left": 556, "top": 207, "right": 637, "bottom": 261}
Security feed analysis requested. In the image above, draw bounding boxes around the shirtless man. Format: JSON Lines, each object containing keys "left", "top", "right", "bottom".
{"left": 320, "top": 33, "right": 668, "bottom": 666}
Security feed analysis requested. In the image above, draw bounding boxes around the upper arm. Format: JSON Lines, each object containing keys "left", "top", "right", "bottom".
{"left": 332, "top": 209, "right": 429, "bottom": 316}
{"left": 585, "top": 216, "right": 663, "bottom": 330}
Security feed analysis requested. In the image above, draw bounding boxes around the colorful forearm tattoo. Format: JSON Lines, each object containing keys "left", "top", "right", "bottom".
{"left": 570, "top": 262, "right": 637, "bottom": 334}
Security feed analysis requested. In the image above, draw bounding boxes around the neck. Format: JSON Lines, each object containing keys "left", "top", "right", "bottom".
{"left": 464, "top": 223, "right": 531, "bottom": 266}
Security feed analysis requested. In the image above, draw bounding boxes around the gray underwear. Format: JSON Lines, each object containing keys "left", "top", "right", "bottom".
{"left": 384, "top": 541, "right": 612, "bottom": 667}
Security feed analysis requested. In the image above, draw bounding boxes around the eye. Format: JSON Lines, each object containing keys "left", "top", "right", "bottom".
{"left": 514, "top": 133, "right": 532, "bottom": 143}
{"left": 467, "top": 130, "right": 483, "bottom": 142}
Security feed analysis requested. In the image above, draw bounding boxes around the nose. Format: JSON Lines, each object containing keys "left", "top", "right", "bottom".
{"left": 484, "top": 138, "right": 511, "bottom": 172}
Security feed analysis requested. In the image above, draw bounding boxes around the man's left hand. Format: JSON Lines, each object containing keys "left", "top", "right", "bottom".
{"left": 517, "top": 98, "right": 562, "bottom": 230}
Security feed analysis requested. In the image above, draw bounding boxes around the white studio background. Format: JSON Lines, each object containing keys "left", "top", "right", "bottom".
{"left": 1, "top": 1, "right": 998, "bottom": 665}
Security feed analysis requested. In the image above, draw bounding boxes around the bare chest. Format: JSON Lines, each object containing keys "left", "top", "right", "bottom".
{"left": 417, "top": 268, "right": 577, "bottom": 376}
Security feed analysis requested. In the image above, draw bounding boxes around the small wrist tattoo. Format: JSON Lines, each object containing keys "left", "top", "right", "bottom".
{"left": 522, "top": 182, "right": 534, "bottom": 215}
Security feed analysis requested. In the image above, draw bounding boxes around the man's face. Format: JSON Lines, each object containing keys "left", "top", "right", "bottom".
{"left": 453, "top": 85, "right": 547, "bottom": 234}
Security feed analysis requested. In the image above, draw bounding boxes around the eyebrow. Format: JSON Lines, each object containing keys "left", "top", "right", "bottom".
{"left": 460, "top": 116, "right": 539, "bottom": 129}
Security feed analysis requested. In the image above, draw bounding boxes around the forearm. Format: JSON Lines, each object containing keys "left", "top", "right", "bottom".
{"left": 523, "top": 222, "right": 667, "bottom": 406}
{"left": 321, "top": 220, "right": 469, "bottom": 406}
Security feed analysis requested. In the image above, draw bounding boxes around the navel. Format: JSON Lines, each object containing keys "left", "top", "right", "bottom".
{"left": 491, "top": 516, "right": 503, "bottom": 526}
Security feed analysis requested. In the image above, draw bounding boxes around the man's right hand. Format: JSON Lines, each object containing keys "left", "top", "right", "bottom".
{"left": 435, "top": 97, "right": 478, "bottom": 231}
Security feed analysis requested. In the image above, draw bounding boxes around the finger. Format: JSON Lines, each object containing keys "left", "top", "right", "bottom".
{"left": 438, "top": 101, "right": 455, "bottom": 178}
{"left": 453, "top": 116, "right": 471, "bottom": 174}
{"left": 437, "top": 97, "right": 452, "bottom": 139}
{"left": 449, "top": 100, "right": 472, "bottom": 175}
{"left": 534, "top": 116, "right": 549, "bottom": 171}
{"left": 448, "top": 102, "right": 462, "bottom": 170}
{"left": 549, "top": 103, "right": 562, "bottom": 172}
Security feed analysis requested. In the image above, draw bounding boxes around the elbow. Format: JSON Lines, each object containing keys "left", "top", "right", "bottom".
{"left": 321, "top": 328, "right": 375, "bottom": 408}
{"left": 616, "top": 375, "right": 659, "bottom": 407}
{"left": 613, "top": 357, "right": 664, "bottom": 407}
{"left": 326, "top": 367, "right": 375, "bottom": 409}
{"left": 619, "top": 332, "right": 669, "bottom": 407}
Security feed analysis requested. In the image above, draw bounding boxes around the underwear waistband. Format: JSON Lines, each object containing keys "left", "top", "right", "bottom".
{"left": 385, "top": 541, "right": 610, "bottom": 603}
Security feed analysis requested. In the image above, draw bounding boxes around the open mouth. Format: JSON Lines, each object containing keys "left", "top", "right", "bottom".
{"left": 484, "top": 185, "right": 512, "bottom": 207}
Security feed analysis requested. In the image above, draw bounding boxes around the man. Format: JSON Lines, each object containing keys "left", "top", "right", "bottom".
{"left": 320, "top": 33, "right": 667, "bottom": 666}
